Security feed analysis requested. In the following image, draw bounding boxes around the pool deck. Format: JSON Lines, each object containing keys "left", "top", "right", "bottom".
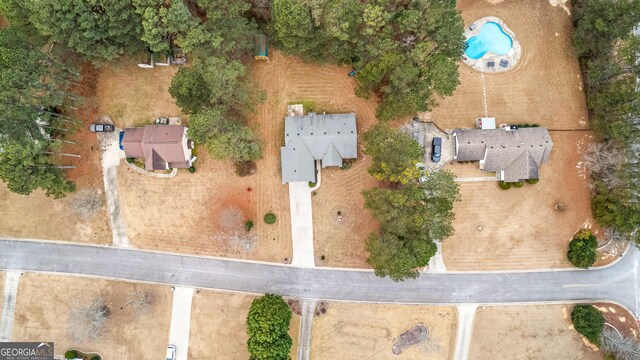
{"left": 463, "top": 16, "right": 522, "bottom": 73}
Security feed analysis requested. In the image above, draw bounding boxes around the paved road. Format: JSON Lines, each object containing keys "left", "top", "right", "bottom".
{"left": 0, "top": 239, "right": 637, "bottom": 318}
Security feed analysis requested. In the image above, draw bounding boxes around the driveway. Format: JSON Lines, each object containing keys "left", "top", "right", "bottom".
{"left": 288, "top": 182, "right": 315, "bottom": 267}
{"left": 99, "top": 131, "right": 130, "bottom": 248}
{"left": 0, "top": 239, "right": 637, "bottom": 317}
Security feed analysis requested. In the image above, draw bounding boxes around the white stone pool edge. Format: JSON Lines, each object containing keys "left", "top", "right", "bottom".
{"left": 463, "top": 16, "right": 522, "bottom": 73}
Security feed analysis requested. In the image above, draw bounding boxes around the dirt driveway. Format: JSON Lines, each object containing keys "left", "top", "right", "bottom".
{"left": 12, "top": 273, "right": 172, "bottom": 359}
{"left": 469, "top": 305, "right": 601, "bottom": 360}
{"left": 429, "top": 0, "right": 589, "bottom": 131}
{"left": 188, "top": 290, "right": 299, "bottom": 360}
{"left": 311, "top": 303, "right": 457, "bottom": 360}
{"left": 443, "top": 132, "right": 597, "bottom": 270}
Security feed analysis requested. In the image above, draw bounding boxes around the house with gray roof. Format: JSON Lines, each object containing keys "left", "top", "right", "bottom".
{"left": 453, "top": 127, "right": 553, "bottom": 182}
{"left": 280, "top": 113, "right": 357, "bottom": 183}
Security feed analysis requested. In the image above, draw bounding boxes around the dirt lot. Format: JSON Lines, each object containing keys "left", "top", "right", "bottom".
{"left": 114, "top": 51, "right": 380, "bottom": 261}
{"left": 429, "top": 0, "right": 589, "bottom": 131}
{"left": 0, "top": 65, "right": 111, "bottom": 244}
{"left": 469, "top": 305, "right": 602, "bottom": 360}
{"left": 311, "top": 303, "right": 456, "bottom": 360}
{"left": 12, "top": 273, "right": 172, "bottom": 359}
{"left": 443, "top": 131, "right": 598, "bottom": 270}
{"left": 188, "top": 290, "right": 300, "bottom": 360}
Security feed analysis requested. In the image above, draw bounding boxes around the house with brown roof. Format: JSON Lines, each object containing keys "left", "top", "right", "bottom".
{"left": 122, "top": 125, "right": 194, "bottom": 170}
{"left": 452, "top": 127, "right": 553, "bottom": 182}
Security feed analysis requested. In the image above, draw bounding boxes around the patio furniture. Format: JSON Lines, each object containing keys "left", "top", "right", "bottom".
{"left": 487, "top": 61, "right": 495, "bottom": 67}
{"left": 499, "top": 59, "right": 509, "bottom": 67}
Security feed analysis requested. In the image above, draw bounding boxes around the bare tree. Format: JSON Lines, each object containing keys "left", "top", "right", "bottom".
{"left": 581, "top": 141, "right": 624, "bottom": 189}
{"left": 250, "top": 0, "right": 271, "bottom": 22}
{"left": 217, "top": 207, "right": 245, "bottom": 230}
{"left": 126, "top": 289, "right": 153, "bottom": 314}
{"left": 601, "top": 327, "right": 640, "bottom": 360}
{"left": 70, "top": 189, "right": 104, "bottom": 219}
{"left": 216, "top": 229, "right": 257, "bottom": 252}
{"left": 68, "top": 298, "right": 111, "bottom": 341}
{"left": 401, "top": 34, "right": 417, "bottom": 48}
{"left": 604, "top": 227, "right": 627, "bottom": 243}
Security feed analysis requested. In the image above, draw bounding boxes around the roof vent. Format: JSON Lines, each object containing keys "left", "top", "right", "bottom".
{"left": 309, "top": 112, "right": 316, "bottom": 117}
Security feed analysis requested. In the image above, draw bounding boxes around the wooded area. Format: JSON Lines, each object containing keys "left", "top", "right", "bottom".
{"left": 572, "top": 0, "right": 640, "bottom": 245}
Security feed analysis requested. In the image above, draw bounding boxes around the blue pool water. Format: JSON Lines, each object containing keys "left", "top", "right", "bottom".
{"left": 465, "top": 22, "right": 513, "bottom": 59}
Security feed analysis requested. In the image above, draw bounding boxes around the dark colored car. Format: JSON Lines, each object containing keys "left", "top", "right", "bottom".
{"left": 431, "top": 137, "right": 442, "bottom": 162}
{"left": 118, "top": 131, "right": 125, "bottom": 150}
{"left": 90, "top": 123, "right": 114, "bottom": 132}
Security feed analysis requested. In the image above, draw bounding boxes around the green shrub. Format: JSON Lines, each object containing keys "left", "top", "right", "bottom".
{"left": 65, "top": 350, "right": 78, "bottom": 359}
{"left": 245, "top": 220, "right": 254, "bottom": 231}
{"left": 567, "top": 229, "right": 598, "bottom": 268}
{"left": 188, "top": 166, "right": 196, "bottom": 173}
{"left": 513, "top": 181, "right": 524, "bottom": 188}
{"left": 90, "top": 356, "right": 101, "bottom": 360}
{"left": 571, "top": 304, "right": 604, "bottom": 345}
{"left": 320, "top": 255, "right": 326, "bottom": 260}
{"left": 126, "top": 158, "right": 134, "bottom": 164}
{"left": 340, "top": 159, "right": 354, "bottom": 170}
{"left": 264, "top": 213, "right": 277, "bottom": 224}
{"left": 308, "top": 181, "right": 317, "bottom": 188}
{"left": 499, "top": 181, "right": 512, "bottom": 190}
{"left": 526, "top": 178, "right": 539, "bottom": 184}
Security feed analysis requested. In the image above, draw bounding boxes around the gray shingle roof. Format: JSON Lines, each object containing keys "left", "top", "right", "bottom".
{"left": 453, "top": 127, "right": 553, "bottom": 181}
{"left": 281, "top": 113, "right": 357, "bottom": 183}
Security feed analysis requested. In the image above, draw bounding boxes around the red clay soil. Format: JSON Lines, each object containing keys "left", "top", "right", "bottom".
{"left": 61, "top": 63, "right": 104, "bottom": 190}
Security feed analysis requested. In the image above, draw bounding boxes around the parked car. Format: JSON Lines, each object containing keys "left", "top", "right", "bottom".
{"left": 431, "top": 137, "right": 442, "bottom": 162}
{"left": 166, "top": 345, "right": 176, "bottom": 360}
{"left": 118, "top": 131, "right": 124, "bottom": 150}
{"left": 90, "top": 123, "right": 114, "bottom": 132}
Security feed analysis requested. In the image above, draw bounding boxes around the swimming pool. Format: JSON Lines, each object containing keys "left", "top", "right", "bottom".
{"left": 465, "top": 22, "right": 513, "bottom": 60}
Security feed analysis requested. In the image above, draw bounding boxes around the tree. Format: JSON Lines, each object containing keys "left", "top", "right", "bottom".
{"left": 0, "top": 140, "right": 76, "bottom": 198}
{"left": 169, "top": 67, "right": 211, "bottom": 114}
{"left": 0, "top": 27, "right": 75, "bottom": 142}
{"left": 170, "top": 56, "right": 264, "bottom": 115}
{"left": 68, "top": 297, "right": 111, "bottom": 341}
{"left": 127, "top": 288, "right": 153, "bottom": 314}
{"left": 8, "top": 0, "right": 145, "bottom": 63}
{"left": 363, "top": 169, "right": 459, "bottom": 281}
{"left": 246, "top": 294, "right": 292, "bottom": 360}
{"left": 571, "top": 304, "right": 605, "bottom": 346}
{"left": 572, "top": 0, "right": 640, "bottom": 247}
{"left": 366, "top": 231, "right": 436, "bottom": 281}
{"left": 567, "top": 229, "right": 598, "bottom": 268}
{"left": 363, "top": 124, "right": 424, "bottom": 184}
{"left": 271, "top": 0, "right": 318, "bottom": 58}
{"left": 601, "top": 326, "right": 640, "bottom": 360}
{"left": 581, "top": 141, "right": 623, "bottom": 189}
{"left": 188, "top": 109, "right": 263, "bottom": 162}
{"left": 69, "top": 189, "right": 104, "bottom": 219}
{"left": 269, "top": 0, "right": 465, "bottom": 120}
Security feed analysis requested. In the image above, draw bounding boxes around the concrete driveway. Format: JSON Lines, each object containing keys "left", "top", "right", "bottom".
{"left": 288, "top": 182, "right": 315, "bottom": 267}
